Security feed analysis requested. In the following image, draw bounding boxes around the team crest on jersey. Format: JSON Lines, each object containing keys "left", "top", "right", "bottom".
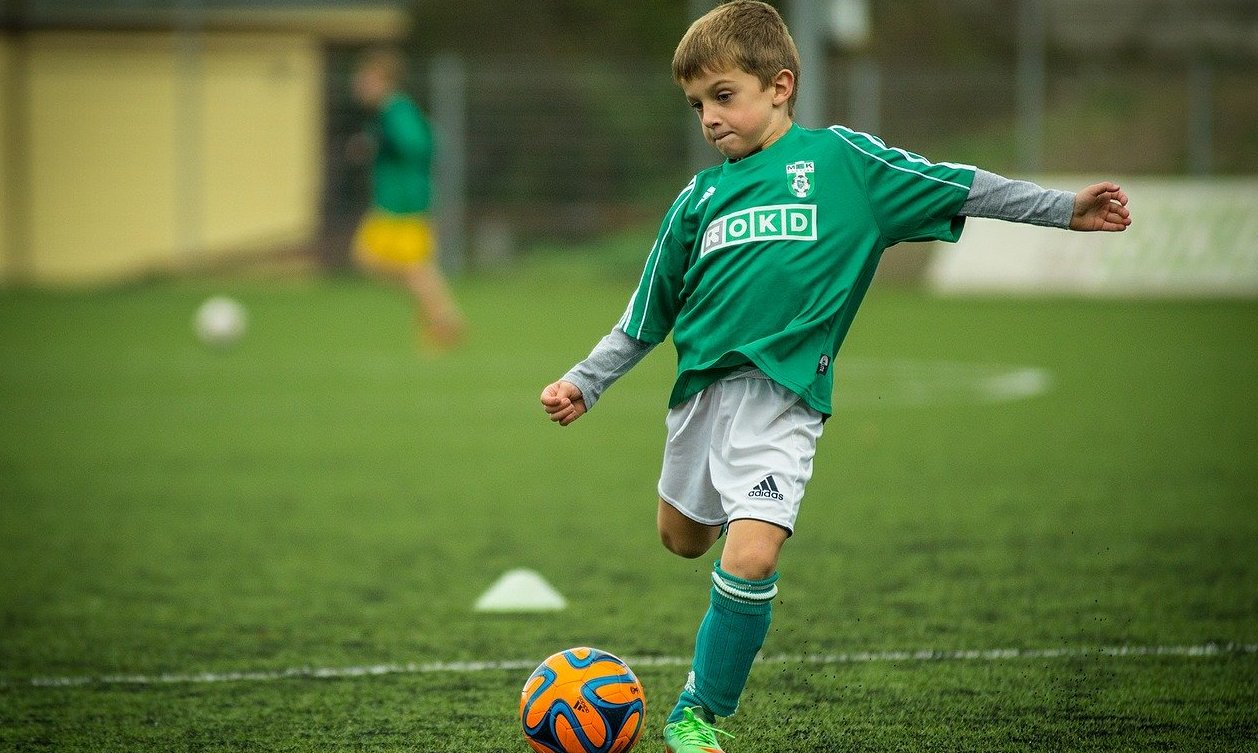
{"left": 786, "top": 160, "right": 815, "bottom": 199}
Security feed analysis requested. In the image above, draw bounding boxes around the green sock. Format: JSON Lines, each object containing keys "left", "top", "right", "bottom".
{"left": 667, "top": 562, "right": 778, "bottom": 724}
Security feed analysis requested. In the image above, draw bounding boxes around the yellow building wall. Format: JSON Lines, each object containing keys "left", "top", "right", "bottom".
{"left": 200, "top": 34, "right": 323, "bottom": 255}
{"left": 20, "top": 31, "right": 323, "bottom": 285}
{"left": 0, "top": 36, "right": 14, "bottom": 280}
{"left": 26, "top": 33, "right": 180, "bottom": 283}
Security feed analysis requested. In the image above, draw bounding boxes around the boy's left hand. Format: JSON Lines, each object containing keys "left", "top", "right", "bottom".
{"left": 1071, "top": 182, "right": 1132, "bottom": 232}
{"left": 540, "top": 380, "right": 587, "bottom": 426}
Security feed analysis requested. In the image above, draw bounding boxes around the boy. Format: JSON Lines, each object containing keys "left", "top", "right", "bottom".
{"left": 350, "top": 48, "right": 465, "bottom": 350}
{"left": 540, "top": 2, "right": 1131, "bottom": 751}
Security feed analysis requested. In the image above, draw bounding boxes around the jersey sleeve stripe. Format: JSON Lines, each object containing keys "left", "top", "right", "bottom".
{"left": 828, "top": 126, "right": 975, "bottom": 191}
{"left": 625, "top": 180, "right": 695, "bottom": 339}
{"left": 616, "top": 291, "right": 637, "bottom": 331}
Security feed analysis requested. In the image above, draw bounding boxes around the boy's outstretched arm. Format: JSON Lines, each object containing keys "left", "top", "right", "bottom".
{"left": 540, "top": 381, "right": 587, "bottom": 426}
{"left": 539, "top": 327, "right": 657, "bottom": 427}
{"left": 1070, "top": 182, "right": 1131, "bottom": 232}
{"left": 960, "top": 170, "right": 1132, "bottom": 232}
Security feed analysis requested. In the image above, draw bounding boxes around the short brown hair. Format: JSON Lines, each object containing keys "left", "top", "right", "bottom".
{"left": 672, "top": 1, "right": 801, "bottom": 115}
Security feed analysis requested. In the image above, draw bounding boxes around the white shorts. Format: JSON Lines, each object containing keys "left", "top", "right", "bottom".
{"left": 658, "top": 368, "right": 824, "bottom": 535}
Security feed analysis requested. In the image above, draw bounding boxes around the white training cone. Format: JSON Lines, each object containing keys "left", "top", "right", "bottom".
{"left": 474, "top": 568, "right": 568, "bottom": 613}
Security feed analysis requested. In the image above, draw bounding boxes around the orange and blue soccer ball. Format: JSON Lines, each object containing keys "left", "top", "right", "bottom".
{"left": 519, "top": 647, "right": 646, "bottom": 753}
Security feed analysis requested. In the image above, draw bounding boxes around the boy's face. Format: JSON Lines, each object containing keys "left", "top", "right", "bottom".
{"left": 682, "top": 67, "right": 794, "bottom": 160}
{"left": 352, "top": 66, "right": 391, "bottom": 109}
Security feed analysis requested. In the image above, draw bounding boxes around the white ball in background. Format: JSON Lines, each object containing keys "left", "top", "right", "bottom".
{"left": 194, "top": 296, "right": 247, "bottom": 347}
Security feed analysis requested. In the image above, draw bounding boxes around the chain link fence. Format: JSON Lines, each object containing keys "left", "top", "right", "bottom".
{"left": 320, "top": 45, "right": 1257, "bottom": 270}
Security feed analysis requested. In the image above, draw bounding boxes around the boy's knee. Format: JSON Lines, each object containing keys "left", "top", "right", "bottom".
{"left": 719, "top": 521, "right": 789, "bottom": 580}
{"left": 659, "top": 529, "right": 712, "bottom": 559}
{"left": 656, "top": 497, "right": 720, "bottom": 559}
{"left": 719, "top": 553, "right": 777, "bottom": 582}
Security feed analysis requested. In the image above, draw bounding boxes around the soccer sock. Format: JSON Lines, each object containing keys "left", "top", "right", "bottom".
{"left": 666, "top": 562, "right": 778, "bottom": 724}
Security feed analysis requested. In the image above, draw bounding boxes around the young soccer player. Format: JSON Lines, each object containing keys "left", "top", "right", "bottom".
{"left": 540, "top": 2, "right": 1131, "bottom": 750}
{"left": 350, "top": 48, "right": 465, "bottom": 350}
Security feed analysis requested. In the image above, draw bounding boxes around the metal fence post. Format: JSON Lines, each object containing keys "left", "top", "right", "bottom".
{"left": 430, "top": 53, "right": 467, "bottom": 275}
{"left": 687, "top": 0, "right": 712, "bottom": 173}
{"left": 1188, "top": 56, "right": 1214, "bottom": 175}
{"left": 176, "top": 0, "right": 205, "bottom": 261}
{"left": 788, "top": 0, "right": 825, "bottom": 129}
{"left": 1016, "top": 0, "right": 1045, "bottom": 174}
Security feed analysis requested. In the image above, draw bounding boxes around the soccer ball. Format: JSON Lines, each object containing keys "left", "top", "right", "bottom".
{"left": 194, "top": 296, "right": 247, "bottom": 347}
{"left": 520, "top": 647, "right": 646, "bottom": 753}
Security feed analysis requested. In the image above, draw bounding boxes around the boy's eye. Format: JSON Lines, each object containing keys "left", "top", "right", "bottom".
{"left": 688, "top": 100, "right": 702, "bottom": 111}
{"left": 716, "top": 91, "right": 732, "bottom": 102}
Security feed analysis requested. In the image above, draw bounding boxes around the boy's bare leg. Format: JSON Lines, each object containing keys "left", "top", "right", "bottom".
{"left": 719, "top": 519, "right": 788, "bottom": 580}
{"left": 657, "top": 499, "right": 788, "bottom": 576}
{"left": 659, "top": 504, "right": 786, "bottom": 729}
{"left": 657, "top": 498, "right": 722, "bottom": 559}
{"left": 405, "top": 261, "right": 465, "bottom": 348}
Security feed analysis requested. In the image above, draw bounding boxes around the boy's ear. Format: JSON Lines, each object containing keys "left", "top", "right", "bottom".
{"left": 771, "top": 69, "right": 795, "bottom": 107}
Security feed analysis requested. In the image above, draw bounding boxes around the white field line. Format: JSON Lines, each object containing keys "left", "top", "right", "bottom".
{"left": 17, "top": 642, "right": 1256, "bottom": 689}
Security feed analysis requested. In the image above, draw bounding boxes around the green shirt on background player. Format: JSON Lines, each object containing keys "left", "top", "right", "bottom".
{"left": 540, "top": 3, "right": 1132, "bottom": 752}
{"left": 371, "top": 92, "right": 433, "bottom": 215}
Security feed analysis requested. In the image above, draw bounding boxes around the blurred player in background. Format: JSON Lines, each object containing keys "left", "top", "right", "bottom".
{"left": 350, "top": 48, "right": 465, "bottom": 351}
{"left": 541, "top": 2, "right": 1131, "bottom": 751}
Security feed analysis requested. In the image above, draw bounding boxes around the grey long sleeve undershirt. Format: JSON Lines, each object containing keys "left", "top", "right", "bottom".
{"left": 560, "top": 170, "right": 1074, "bottom": 409}
{"left": 962, "top": 168, "right": 1075, "bottom": 227}
{"left": 560, "top": 329, "right": 655, "bottom": 412}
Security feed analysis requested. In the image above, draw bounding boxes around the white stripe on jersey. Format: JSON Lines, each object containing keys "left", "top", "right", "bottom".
{"left": 624, "top": 180, "right": 695, "bottom": 339}
{"left": 828, "top": 126, "right": 975, "bottom": 191}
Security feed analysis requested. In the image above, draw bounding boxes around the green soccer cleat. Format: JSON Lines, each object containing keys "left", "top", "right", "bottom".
{"left": 663, "top": 707, "right": 735, "bottom": 753}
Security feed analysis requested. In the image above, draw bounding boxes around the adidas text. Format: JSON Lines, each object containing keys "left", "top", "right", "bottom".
{"left": 748, "top": 475, "right": 785, "bottom": 500}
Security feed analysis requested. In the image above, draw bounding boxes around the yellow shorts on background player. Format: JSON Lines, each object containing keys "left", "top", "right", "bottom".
{"left": 354, "top": 212, "right": 436, "bottom": 269}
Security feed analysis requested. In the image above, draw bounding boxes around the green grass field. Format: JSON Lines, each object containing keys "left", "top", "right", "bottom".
{"left": 1, "top": 253, "right": 1255, "bottom": 752}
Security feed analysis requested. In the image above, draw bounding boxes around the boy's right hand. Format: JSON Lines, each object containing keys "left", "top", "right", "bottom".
{"left": 1070, "top": 182, "right": 1131, "bottom": 232}
{"left": 540, "top": 381, "right": 587, "bottom": 426}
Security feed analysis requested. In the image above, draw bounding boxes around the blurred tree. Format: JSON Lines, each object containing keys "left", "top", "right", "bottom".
{"left": 409, "top": 0, "right": 689, "bottom": 59}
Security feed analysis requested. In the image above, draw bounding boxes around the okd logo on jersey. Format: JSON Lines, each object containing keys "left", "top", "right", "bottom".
{"left": 700, "top": 204, "right": 817, "bottom": 257}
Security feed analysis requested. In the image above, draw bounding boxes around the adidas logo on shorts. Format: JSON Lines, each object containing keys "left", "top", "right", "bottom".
{"left": 748, "top": 475, "right": 785, "bottom": 501}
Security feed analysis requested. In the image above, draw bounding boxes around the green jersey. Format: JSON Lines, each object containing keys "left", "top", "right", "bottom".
{"left": 371, "top": 93, "right": 433, "bottom": 214}
{"left": 619, "top": 123, "right": 976, "bottom": 416}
